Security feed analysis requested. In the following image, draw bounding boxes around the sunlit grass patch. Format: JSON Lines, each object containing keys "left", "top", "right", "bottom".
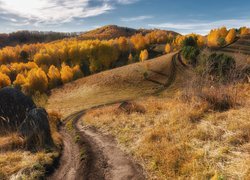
{"left": 0, "top": 151, "right": 59, "bottom": 179}
{"left": 84, "top": 83, "right": 250, "bottom": 179}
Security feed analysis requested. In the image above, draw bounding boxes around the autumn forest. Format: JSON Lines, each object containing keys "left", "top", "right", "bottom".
{"left": 0, "top": 26, "right": 248, "bottom": 95}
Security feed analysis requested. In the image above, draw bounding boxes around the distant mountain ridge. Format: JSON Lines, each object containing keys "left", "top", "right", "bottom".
{"left": 79, "top": 25, "right": 180, "bottom": 40}
{"left": 0, "top": 31, "right": 77, "bottom": 48}
{"left": 0, "top": 25, "right": 180, "bottom": 49}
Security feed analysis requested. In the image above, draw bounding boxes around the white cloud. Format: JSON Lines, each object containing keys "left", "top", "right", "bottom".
{"left": 0, "top": 0, "right": 138, "bottom": 26}
{"left": 148, "top": 19, "right": 250, "bottom": 35}
{"left": 121, "top": 15, "right": 153, "bottom": 22}
{"left": 0, "top": 16, "right": 17, "bottom": 22}
{"left": 0, "top": 0, "right": 112, "bottom": 24}
{"left": 115, "top": 0, "right": 139, "bottom": 4}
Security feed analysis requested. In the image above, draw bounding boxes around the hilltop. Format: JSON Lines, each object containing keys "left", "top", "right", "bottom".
{"left": 79, "top": 25, "right": 180, "bottom": 40}
{"left": 0, "top": 25, "right": 179, "bottom": 48}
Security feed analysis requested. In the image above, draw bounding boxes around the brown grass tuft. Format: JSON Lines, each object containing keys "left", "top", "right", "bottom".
{"left": 0, "top": 133, "right": 23, "bottom": 151}
{"left": 48, "top": 111, "right": 62, "bottom": 147}
{"left": 117, "top": 101, "right": 146, "bottom": 114}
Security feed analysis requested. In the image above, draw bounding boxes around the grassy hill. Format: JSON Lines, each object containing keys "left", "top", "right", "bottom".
{"left": 47, "top": 52, "right": 182, "bottom": 117}
{"left": 47, "top": 50, "right": 250, "bottom": 179}
{"left": 78, "top": 25, "right": 179, "bottom": 40}
{"left": 1, "top": 25, "right": 249, "bottom": 179}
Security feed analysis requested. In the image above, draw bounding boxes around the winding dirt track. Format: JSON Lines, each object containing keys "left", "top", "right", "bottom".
{"left": 48, "top": 111, "right": 86, "bottom": 180}
{"left": 47, "top": 53, "right": 186, "bottom": 180}
{"left": 76, "top": 116, "right": 145, "bottom": 180}
{"left": 47, "top": 128, "right": 81, "bottom": 180}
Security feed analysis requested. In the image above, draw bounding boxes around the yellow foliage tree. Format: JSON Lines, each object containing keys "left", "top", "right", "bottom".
{"left": 13, "top": 73, "right": 26, "bottom": 88}
{"left": 117, "top": 37, "right": 129, "bottom": 52}
{"left": 225, "top": 29, "right": 236, "bottom": 44}
{"left": 60, "top": 64, "right": 73, "bottom": 83}
{"left": 131, "top": 34, "right": 146, "bottom": 51}
{"left": 34, "top": 52, "right": 52, "bottom": 66}
{"left": 25, "top": 68, "right": 48, "bottom": 93}
{"left": 240, "top": 27, "right": 250, "bottom": 35}
{"left": 207, "top": 29, "right": 220, "bottom": 47}
{"left": 197, "top": 35, "right": 206, "bottom": 47}
{"left": 145, "top": 30, "right": 169, "bottom": 44}
{"left": 140, "top": 49, "right": 149, "bottom": 62}
{"left": 0, "top": 65, "right": 11, "bottom": 75}
{"left": 98, "top": 43, "right": 119, "bottom": 69}
{"left": 0, "top": 72, "right": 11, "bottom": 88}
{"left": 128, "top": 53, "right": 133, "bottom": 63}
{"left": 173, "top": 35, "right": 186, "bottom": 47}
{"left": 72, "top": 65, "right": 83, "bottom": 80}
{"left": 165, "top": 43, "right": 172, "bottom": 54}
{"left": 48, "top": 65, "right": 61, "bottom": 87}
{"left": 0, "top": 46, "right": 20, "bottom": 64}
{"left": 218, "top": 27, "right": 228, "bottom": 38}
{"left": 26, "top": 62, "right": 38, "bottom": 69}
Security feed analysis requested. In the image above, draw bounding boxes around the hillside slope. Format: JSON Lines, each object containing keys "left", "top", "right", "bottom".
{"left": 47, "top": 50, "right": 250, "bottom": 179}
{"left": 47, "top": 52, "right": 192, "bottom": 179}
{"left": 47, "top": 52, "right": 189, "bottom": 117}
{"left": 221, "top": 33, "right": 250, "bottom": 55}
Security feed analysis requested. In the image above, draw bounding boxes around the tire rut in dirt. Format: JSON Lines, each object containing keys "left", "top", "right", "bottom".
{"left": 48, "top": 112, "right": 86, "bottom": 180}
{"left": 47, "top": 128, "right": 82, "bottom": 180}
{"left": 75, "top": 118, "right": 145, "bottom": 180}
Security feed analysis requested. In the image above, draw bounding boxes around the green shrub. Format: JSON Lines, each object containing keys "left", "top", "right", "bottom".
{"left": 181, "top": 36, "right": 200, "bottom": 66}
{"left": 217, "top": 37, "right": 226, "bottom": 47}
{"left": 197, "top": 52, "right": 236, "bottom": 82}
{"left": 182, "top": 36, "right": 198, "bottom": 47}
{"left": 207, "top": 53, "right": 235, "bottom": 79}
{"left": 182, "top": 46, "right": 200, "bottom": 66}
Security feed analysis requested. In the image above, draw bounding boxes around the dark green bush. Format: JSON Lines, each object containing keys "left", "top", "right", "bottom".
{"left": 217, "top": 37, "right": 226, "bottom": 47}
{"left": 182, "top": 46, "right": 200, "bottom": 66}
{"left": 198, "top": 53, "right": 236, "bottom": 81}
{"left": 182, "top": 36, "right": 198, "bottom": 47}
{"left": 181, "top": 36, "right": 200, "bottom": 66}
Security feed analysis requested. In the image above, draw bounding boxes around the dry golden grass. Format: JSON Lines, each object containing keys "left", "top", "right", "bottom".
{"left": 47, "top": 49, "right": 249, "bottom": 179}
{"left": 0, "top": 133, "right": 23, "bottom": 151}
{"left": 0, "top": 111, "right": 62, "bottom": 151}
{"left": 84, "top": 83, "right": 250, "bottom": 179}
{"left": 0, "top": 151, "right": 59, "bottom": 179}
{"left": 47, "top": 53, "right": 175, "bottom": 118}
{"left": 0, "top": 111, "right": 62, "bottom": 179}
{"left": 48, "top": 111, "right": 63, "bottom": 147}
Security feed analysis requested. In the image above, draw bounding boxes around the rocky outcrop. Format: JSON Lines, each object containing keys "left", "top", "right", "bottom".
{"left": 0, "top": 87, "right": 36, "bottom": 134}
{"left": 19, "top": 108, "right": 55, "bottom": 151}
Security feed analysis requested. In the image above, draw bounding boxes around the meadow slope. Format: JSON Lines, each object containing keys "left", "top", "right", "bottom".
{"left": 47, "top": 43, "right": 250, "bottom": 179}
{"left": 47, "top": 52, "right": 192, "bottom": 179}
{"left": 47, "top": 52, "right": 180, "bottom": 118}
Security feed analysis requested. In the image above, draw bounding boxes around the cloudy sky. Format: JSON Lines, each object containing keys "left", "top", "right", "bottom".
{"left": 0, "top": 0, "right": 249, "bottom": 34}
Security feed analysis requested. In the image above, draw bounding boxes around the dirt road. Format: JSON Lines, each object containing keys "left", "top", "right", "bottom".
{"left": 48, "top": 109, "right": 145, "bottom": 180}
{"left": 76, "top": 118, "right": 145, "bottom": 180}
{"left": 47, "top": 128, "right": 82, "bottom": 180}
{"left": 47, "top": 52, "right": 187, "bottom": 180}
